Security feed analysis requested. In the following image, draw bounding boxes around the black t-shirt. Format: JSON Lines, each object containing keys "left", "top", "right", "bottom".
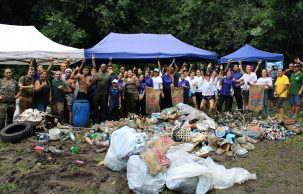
{"left": 285, "top": 70, "right": 293, "bottom": 79}
{"left": 173, "top": 72, "right": 181, "bottom": 87}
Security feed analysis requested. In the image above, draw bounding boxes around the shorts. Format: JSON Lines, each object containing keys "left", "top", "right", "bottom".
{"left": 203, "top": 95, "right": 214, "bottom": 101}
{"left": 288, "top": 95, "right": 301, "bottom": 106}
{"left": 276, "top": 97, "right": 285, "bottom": 108}
{"left": 190, "top": 92, "right": 196, "bottom": 97}
{"left": 66, "top": 93, "right": 74, "bottom": 106}
{"left": 76, "top": 91, "right": 89, "bottom": 100}
{"left": 242, "top": 90, "right": 249, "bottom": 101}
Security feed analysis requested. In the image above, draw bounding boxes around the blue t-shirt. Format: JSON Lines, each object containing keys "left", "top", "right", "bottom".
{"left": 179, "top": 80, "right": 190, "bottom": 93}
{"left": 221, "top": 77, "right": 233, "bottom": 96}
{"left": 231, "top": 71, "right": 243, "bottom": 89}
{"left": 138, "top": 82, "right": 146, "bottom": 94}
{"left": 118, "top": 80, "right": 123, "bottom": 88}
{"left": 162, "top": 74, "right": 172, "bottom": 88}
{"left": 34, "top": 72, "right": 41, "bottom": 81}
{"left": 145, "top": 76, "right": 153, "bottom": 88}
{"left": 109, "top": 87, "right": 121, "bottom": 107}
{"left": 268, "top": 71, "right": 277, "bottom": 85}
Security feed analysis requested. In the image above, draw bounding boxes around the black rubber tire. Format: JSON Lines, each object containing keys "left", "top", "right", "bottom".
{"left": 0, "top": 122, "right": 33, "bottom": 143}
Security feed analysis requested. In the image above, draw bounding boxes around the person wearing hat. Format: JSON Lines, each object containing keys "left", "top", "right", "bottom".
{"left": 64, "top": 68, "right": 75, "bottom": 123}
{"left": 108, "top": 79, "right": 122, "bottom": 121}
{"left": 288, "top": 63, "right": 303, "bottom": 118}
{"left": 152, "top": 68, "right": 163, "bottom": 111}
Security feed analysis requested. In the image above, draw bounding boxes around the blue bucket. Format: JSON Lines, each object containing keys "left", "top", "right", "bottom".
{"left": 72, "top": 100, "right": 90, "bottom": 127}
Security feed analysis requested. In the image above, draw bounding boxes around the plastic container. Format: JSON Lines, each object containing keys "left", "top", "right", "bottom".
{"left": 49, "top": 128, "right": 61, "bottom": 140}
{"left": 72, "top": 100, "right": 90, "bottom": 127}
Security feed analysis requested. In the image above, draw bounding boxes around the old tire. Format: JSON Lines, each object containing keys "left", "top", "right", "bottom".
{"left": 0, "top": 122, "right": 33, "bottom": 143}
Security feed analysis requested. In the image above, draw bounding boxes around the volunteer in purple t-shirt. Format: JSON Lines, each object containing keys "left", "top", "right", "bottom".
{"left": 217, "top": 70, "right": 233, "bottom": 112}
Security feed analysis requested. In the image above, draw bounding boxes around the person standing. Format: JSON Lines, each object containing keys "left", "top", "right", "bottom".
{"left": 178, "top": 73, "right": 190, "bottom": 105}
{"left": 217, "top": 70, "right": 233, "bottom": 112}
{"left": 0, "top": 68, "right": 19, "bottom": 128}
{"left": 152, "top": 68, "right": 164, "bottom": 109}
{"left": 288, "top": 63, "right": 303, "bottom": 118}
{"left": 285, "top": 63, "right": 294, "bottom": 79}
{"left": 137, "top": 74, "right": 147, "bottom": 115}
{"left": 144, "top": 71, "right": 153, "bottom": 88}
{"left": 108, "top": 79, "right": 122, "bottom": 121}
{"left": 256, "top": 69, "right": 273, "bottom": 118}
{"left": 64, "top": 68, "right": 75, "bottom": 123}
{"left": 51, "top": 71, "right": 67, "bottom": 120}
{"left": 226, "top": 60, "right": 243, "bottom": 111}
{"left": 161, "top": 68, "right": 173, "bottom": 109}
{"left": 201, "top": 72, "right": 216, "bottom": 115}
{"left": 34, "top": 71, "right": 50, "bottom": 112}
{"left": 123, "top": 70, "right": 139, "bottom": 115}
{"left": 237, "top": 62, "right": 258, "bottom": 110}
{"left": 274, "top": 68, "right": 290, "bottom": 115}
{"left": 18, "top": 68, "right": 34, "bottom": 114}
{"left": 186, "top": 71, "right": 198, "bottom": 108}
{"left": 93, "top": 64, "right": 111, "bottom": 123}
{"left": 195, "top": 69, "right": 204, "bottom": 109}
{"left": 267, "top": 65, "right": 277, "bottom": 110}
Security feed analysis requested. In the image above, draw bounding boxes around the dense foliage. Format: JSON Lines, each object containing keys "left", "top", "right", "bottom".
{"left": 0, "top": 0, "right": 302, "bottom": 63}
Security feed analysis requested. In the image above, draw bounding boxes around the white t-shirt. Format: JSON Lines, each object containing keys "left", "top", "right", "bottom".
{"left": 195, "top": 76, "right": 203, "bottom": 93}
{"left": 256, "top": 77, "right": 272, "bottom": 89}
{"left": 240, "top": 72, "right": 257, "bottom": 90}
{"left": 186, "top": 76, "right": 198, "bottom": 93}
{"left": 152, "top": 76, "right": 163, "bottom": 90}
{"left": 201, "top": 78, "right": 214, "bottom": 96}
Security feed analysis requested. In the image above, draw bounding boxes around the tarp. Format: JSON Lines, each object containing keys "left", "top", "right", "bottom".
{"left": 85, "top": 33, "right": 217, "bottom": 62}
{"left": 0, "top": 24, "right": 84, "bottom": 64}
{"left": 220, "top": 44, "right": 284, "bottom": 63}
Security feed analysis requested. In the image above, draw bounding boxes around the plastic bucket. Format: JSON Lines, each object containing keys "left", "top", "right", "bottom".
{"left": 72, "top": 100, "right": 90, "bottom": 127}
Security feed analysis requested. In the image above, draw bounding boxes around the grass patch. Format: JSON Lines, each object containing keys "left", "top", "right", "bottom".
{"left": 83, "top": 189, "right": 96, "bottom": 194}
{"left": 16, "top": 161, "right": 30, "bottom": 176}
{"left": 0, "top": 141, "right": 10, "bottom": 151}
{"left": 0, "top": 183, "right": 17, "bottom": 193}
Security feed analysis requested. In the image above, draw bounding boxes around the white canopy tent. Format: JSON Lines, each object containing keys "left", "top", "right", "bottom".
{"left": 0, "top": 24, "right": 84, "bottom": 64}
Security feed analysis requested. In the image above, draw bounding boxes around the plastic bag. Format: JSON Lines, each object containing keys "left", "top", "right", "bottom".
{"left": 13, "top": 98, "right": 19, "bottom": 122}
{"left": 104, "top": 126, "right": 146, "bottom": 171}
{"left": 195, "top": 157, "right": 257, "bottom": 193}
{"left": 127, "top": 155, "right": 166, "bottom": 194}
{"left": 166, "top": 149, "right": 209, "bottom": 193}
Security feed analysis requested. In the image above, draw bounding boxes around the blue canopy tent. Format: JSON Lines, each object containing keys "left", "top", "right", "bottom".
{"left": 220, "top": 44, "right": 284, "bottom": 63}
{"left": 85, "top": 33, "right": 217, "bottom": 62}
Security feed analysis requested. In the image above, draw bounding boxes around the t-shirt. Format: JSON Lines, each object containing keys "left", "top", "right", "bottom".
{"left": 152, "top": 76, "right": 163, "bottom": 90}
{"left": 19, "top": 75, "right": 34, "bottom": 97}
{"left": 231, "top": 71, "right": 243, "bottom": 89}
{"left": 95, "top": 72, "right": 111, "bottom": 94}
{"left": 51, "top": 79, "right": 66, "bottom": 102}
{"left": 256, "top": 77, "right": 272, "bottom": 89}
{"left": 138, "top": 82, "right": 146, "bottom": 94}
{"left": 186, "top": 76, "right": 198, "bottom": 93}
{"left": 162, "top": 74, "right": 172, "bottom": 88}
{"left": 109, "top": 87, "right": 121, "bottom": 107}
{"left": 268, "top": 71, "right": 277, "bottom": 85}
{"left": 173, "top": 72, "right": 181, "bottom": 87}
{"left": 194, "top": 76, "right": 203, "bottom": 93}
{"left": 0, "top": 79, "right": 18, "bottom": 103}
{"left": 275, "top": 75, "right": 289, "bottom": 98}
{"left": 285, "top": 70, "right": 293, "bottom": 79}
{"left": 240, "top": 73, "right": 257, "bottom": 90}
{"left": 145, "top": 76, "right": 153, "bottom": 88}
{"left": 179, "top": 80, "right": 190, "bottom": 93}
{"left": 221, "top": 77, "right": 233, "bottom": 96}
{"left": 201, "top": 78, "right": 214, "bottom": 96}
{"left": 289, "top": 72, "right": 303, "bottom": 95}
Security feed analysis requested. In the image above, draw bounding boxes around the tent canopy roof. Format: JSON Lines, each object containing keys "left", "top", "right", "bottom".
{"left": 0, "top": 24, "right": 84, "bottom": 64}
{"left": 85, "top": 33, "right": 217, "bottom": 62}
{"left": 220, "top": 44, "right": 284, "bottom": 63}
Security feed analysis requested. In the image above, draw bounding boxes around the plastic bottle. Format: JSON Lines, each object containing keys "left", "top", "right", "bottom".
{"left": 69, "top": 146, "right": 80, "bottom": 154}
{"left": 69, "top": 132, "right": 75, "bottom": 142}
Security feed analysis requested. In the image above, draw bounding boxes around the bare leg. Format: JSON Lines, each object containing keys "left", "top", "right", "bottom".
{"left": 209, "top": 99, "right": 214, "bottom": 115}
{"left": 67, "top": 105, "right": 72, "bottom": 123}
{"left": 192, "top": 96, "right": 197, "bottom": 109}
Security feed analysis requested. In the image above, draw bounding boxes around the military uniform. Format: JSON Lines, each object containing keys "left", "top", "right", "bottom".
{"left": 0, "top": 78, "right": 18, "bottom": 129}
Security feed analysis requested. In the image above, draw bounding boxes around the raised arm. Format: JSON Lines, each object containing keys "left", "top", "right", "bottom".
{"left": 78, "top": 58, "right": 86, "bottom": 73}
{"left": 225, "top": 59, "right": 232, "bottom": 72}
{"left": 92, "top": 53, "right": 96, "bottom": 69}
{"left": 188, "top": 63, "right": 193, "bottom": 73}
{"left": 66, "top": 57, "right": 71, "bottom": 67}
{"left": 46, "top": 59, "right": 57, "bottom": 74}
{"left": 71, "top": 66, "right": 80, "bottom": 79}
{"left": 238, "top": 61, "right": 245, "bottom": 74}
{"left": 254, "top": 60, "right": 262, "bottom": 74}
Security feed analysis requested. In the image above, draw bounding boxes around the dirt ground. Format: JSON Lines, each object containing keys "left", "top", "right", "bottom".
{"left": 0, "top": 126, "right": 303, "bottom": 194}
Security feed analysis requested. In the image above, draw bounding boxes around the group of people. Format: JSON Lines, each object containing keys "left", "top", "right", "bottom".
{"left": 0, "top": 55, "right": 302, "bottom": 129}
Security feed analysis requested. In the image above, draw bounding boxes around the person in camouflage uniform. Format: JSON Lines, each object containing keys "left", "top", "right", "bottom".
{"left": 0, "top": 68, "right": 19, "bottom": 129}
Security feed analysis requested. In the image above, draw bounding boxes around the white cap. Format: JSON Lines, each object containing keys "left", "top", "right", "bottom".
{"left": 112, "top": 79, "right": 118, "bottom": 83}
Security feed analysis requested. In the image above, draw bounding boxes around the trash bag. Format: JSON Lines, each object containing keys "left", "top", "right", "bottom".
{"left": 13, "top": 99, "right": 19, "bottom": 122}
{"left": 104, "top": 126, "right": 146, "bottom": 171}
{"left": 127, "top": 155, "right": 166, "bottom": 194}
{"left": 166, "top": 149, "right": 209, "bottom": 193}
{"left": 195, "top": 157, "right": 257, "bottom": 193}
